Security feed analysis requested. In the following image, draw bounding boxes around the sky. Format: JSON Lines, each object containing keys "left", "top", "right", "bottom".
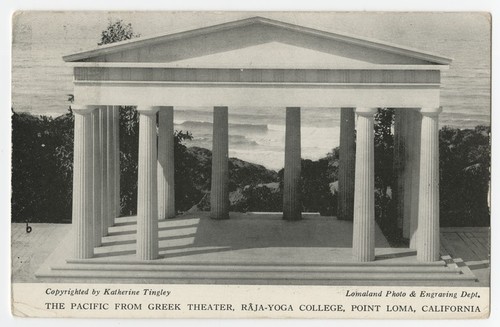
{"left": 12, "top": 11, "right": 490, "bottom": 62}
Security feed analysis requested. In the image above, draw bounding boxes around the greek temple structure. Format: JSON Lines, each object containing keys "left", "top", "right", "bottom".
{"left": 63, "top": 16, "right": 452, "bottom": 265}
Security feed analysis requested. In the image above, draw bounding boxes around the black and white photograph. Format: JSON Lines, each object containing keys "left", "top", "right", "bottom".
{"left": 8, "top": 9, "right": 491, "bottom": 319}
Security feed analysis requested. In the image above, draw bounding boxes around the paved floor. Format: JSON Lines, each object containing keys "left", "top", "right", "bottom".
{"left": 93, "top": 212, "right": 391, "bottom": 263}
{"left": 11, "top": 223, "right": 72, "bottom": 282}
{"left": 440, "top": 227, "right": 490, "bottom": 286}
{"left": 10, "top": 215, "right": 491, "bottom": 285}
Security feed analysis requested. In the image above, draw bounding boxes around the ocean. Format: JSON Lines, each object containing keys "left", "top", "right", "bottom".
{"left": 11, "top": 12, "right": 491, "bottom": 170}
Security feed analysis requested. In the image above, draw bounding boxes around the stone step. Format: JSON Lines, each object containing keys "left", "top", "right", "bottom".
{"left": 101, "top": 230, "right": 196, "bottom": 244}
{"left": 107, "top": 221, "right": 197, "bottom": 236}
{"left": 113, "top": 215, "right": 199, "bottom": 226}
{"left": 38, "top": 255, "right": 477, "bottom": 285}
{"left": 67, "top": 258, "right": 446, "bottom": 267}
{"left": 112, "top": 220, "right": 137, "bottom": 227}
{"left": 107, "top": 225, "right": 139, "bottom": 236}
{"left": 52, "top": 263, "right": 459, "bottom": 274}
{"left": 114, "top": 216, "right": 137, "bottom": 224}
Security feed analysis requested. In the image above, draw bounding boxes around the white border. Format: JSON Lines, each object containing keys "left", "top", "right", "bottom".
{"left": 1, "top": 1, "right": 497, "bottom": 327}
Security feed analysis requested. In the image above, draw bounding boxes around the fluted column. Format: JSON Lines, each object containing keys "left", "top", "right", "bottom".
{"left": 136, "top": 106, "right": 159, "bottom": 260}
{"left": 409, "top": 109, "right": 422, "bottom": 249}
{"left": 338, "top": 108, "right": 355, "bottom": 221}
{"left": 283, "top": 107, "right": 302, "bottom": 221}
{"left": 210, "top": 106, "right": 229, "bottom": 220}
{"left": 92, "top": 109, "right": 102, "bottom": 247}
{"left": 158, "top": 106, "right": 175, "bottom": 219}
{"left": 106, "top": 107, "right": 116, "bottom": 227}
{"left": 113, "top": 106, "right": 121, "bottom": 217}
{"left": 352, "top": 107, "right": 377, "bottom": 262}
{"left": 417, "top": 107, "right": 442, "bottom": 262}
{"left": 72, "top": 105, "right": 95, "bottom": 259}
{"left": 99, "top": 107, "right": 109, "bottom": 234}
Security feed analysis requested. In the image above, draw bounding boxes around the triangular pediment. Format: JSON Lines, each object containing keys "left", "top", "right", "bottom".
{"left": 147, "top": 42, "right": 399, "bottom": 69}
{"left": 64, "top": 17, "right": 451, "bottom": 68}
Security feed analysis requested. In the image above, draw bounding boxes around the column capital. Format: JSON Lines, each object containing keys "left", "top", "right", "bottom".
{"left": 158, "top": 106, "right": 174, "bottom": 111}
{"left": 137, "top": 105, "right": 159, "bottom": 115}
{"left": 355, "top": 107, "right": 378, "bottom": 117}
{"left": 214, "top": 106, "right": 228, "bottom": 110}
{"left": 73, "top": 104, "right": 97, "bottom": 115}
{"left": 420, "top": 107, "right": 442, "bottom": 117}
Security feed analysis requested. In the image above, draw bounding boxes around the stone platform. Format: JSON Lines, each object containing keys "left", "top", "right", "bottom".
{"left": 34, "top": 212, "right": 478, "bottom": 286}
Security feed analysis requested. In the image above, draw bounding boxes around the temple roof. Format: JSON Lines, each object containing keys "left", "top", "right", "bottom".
{"left": 64, "top": 16, "right": 452, "bottom": 68}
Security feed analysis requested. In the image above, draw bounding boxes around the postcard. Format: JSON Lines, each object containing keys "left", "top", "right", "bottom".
{"left": 10, "top": 11, "right": 491, "bottom": 318}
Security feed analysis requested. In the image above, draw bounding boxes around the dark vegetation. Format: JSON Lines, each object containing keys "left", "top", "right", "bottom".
{"left": 439, "top": 125, "right": 490, "bottom": 227}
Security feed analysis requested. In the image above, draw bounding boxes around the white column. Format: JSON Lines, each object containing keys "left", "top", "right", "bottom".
{"left": 352, "top": 107, "right": 377, "bottom": 262}
{"left": 338, "top": 107, "right": 355, "bottom": 221}
{"left": 106, "top": 107, "right": 116, "bottom": 227}
{"left": 113, "top": 106, "right": 121, "bottom": 217}
{"left": 283, "top": 107, "right": 302, "bottom": 221}
{"left": 136, "top": 106, "right": 159, "bottom": 260}
{"left": 99, "top": 107, "right": 109, "bottom": 234}
{"left": 210, "top": 106, "right": 229, "bottom": 220}
{"left": 409, "top": 109, "right": 422, "bottom": 249}
{"left": 92, "top": 109, "right": 102, "bottom": 247}
{"left": 158, "top": 106, "right": 175, "bottom": 219}
{"left": 72, "top": 105, "right": 94, "bottom": 259}
{"left": 417, "top": 107, "right": 442, "bottom": 262}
